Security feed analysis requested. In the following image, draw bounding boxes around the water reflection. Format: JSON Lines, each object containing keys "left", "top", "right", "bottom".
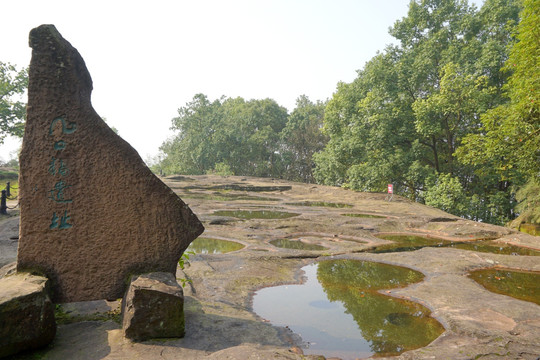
{"left": 286, "top": 201, "right": 352, "bottom": 208}
{"left": 187, "top": 237, "right": 244, "bottom": 254}
{"left": 519, "top": 223, "right": 540, "bottom": 236}
{"left": 468, "top": 268, "right": 540, "bottom": 305}
{"left": 253, "top": 260, "right": 444, "bottom": 359}
{"left": 342, "top": 213, "right": 386, "bottom": 219}
{"left": 375, "top": 235, "right": 540, "bottom": 256}
{"left": 270, "top": 239, "right": 327, "bottom": 251}
{"left": 213, "top": 210, "right": 299, "bottom": 220}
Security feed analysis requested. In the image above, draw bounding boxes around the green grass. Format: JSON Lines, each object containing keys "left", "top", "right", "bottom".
{"left": 0, "top": 180, "right": 18, "bottom": 199}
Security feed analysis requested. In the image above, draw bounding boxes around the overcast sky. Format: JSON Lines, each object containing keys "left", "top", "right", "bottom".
{"left": 1, "top": 0, "right": 483, "bottom": 163}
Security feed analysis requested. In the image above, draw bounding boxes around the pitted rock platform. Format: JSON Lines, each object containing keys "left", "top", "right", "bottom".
{"left": 16, "top": 25, "right": 204, "bottom": 303}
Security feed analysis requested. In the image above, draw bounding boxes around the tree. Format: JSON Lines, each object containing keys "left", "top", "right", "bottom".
{"left": 458, "top": 0, "right": 539, "bottom": 180}
{"left": 280, "top": 95, "right": 328, "bottom": 182}
{"left": 457, "top": 0, "right": 539, "bottom": 224}
{"left": 313, "top": 0, "right": 521, "bottom": 223}
{"left": 0, "top": 62, "right": 28, "bottom": 142}
{"left": 159, "top": 94, "right": 289, "bottom": 177}
{"left": 160, "top": 94, "right": 225, "bottom": 175}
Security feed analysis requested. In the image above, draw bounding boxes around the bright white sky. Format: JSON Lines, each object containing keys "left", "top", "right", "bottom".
{"left": 0, "top": 0, "right": 483, "bottom": 163}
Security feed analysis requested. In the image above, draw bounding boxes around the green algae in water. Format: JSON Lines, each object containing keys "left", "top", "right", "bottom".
{"left": 253, "top": 260, "right": 444, "bottom": 359}
{"left": 270, "top": 239, "right": 327, "bottom": 251}
{"left": 286, "top": 201, "right": 353, "bottom": 208}
{"left": 342, "top": 213, "right": 386, "bottom": 219}
{"left": 469, "top": 268, "right": 540, "bottom": 305}
{"left": 212, "top": 210, "right": 299, "bottom": 220}
{"left": 181, "top": 191, "right": 280, "bottom": 202}
{"left": 187, "top": 237, "right": 244, "bottom": 254}
{"left": 374, "top": 235, "right": 540, "bottom": 256}
{"left": 519, "top": 223, "right": 540, "bottom": 236}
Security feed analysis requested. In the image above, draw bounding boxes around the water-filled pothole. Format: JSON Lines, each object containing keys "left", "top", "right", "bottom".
{"left": 468, "top": 268, "right": 540, "bottom": 305}
{"left": 519, "top": 223, "right": 540, "bottom": 236}
{"left": 181, "top": 191, "right": 279, "bottom": 202}
{"left": 286, "top": 201, "right": 353, "bottom": 208}
{"left": 374, "top": 235, "right": 540, "bottom": 256}
{"left": 252, "top": 260, "right": 444, "bottom": 359}
{"left": 212, "top": 210, "right": 299, "bottom": 220}
{"left": 187, "top": 237, "right": 244, "bottom": 254}
{"left": 185, "top": 184, "right": 292, "bottom": 192}
{"left": 342, "top": 213, "right": 386, "bottom": 219}
{"left": 270, "top": 239, "right": 327, "bottom": 251}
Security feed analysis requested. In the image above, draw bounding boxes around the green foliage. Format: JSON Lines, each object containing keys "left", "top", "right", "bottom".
{"left": 313, "top": 0, "right": 522, "bottom": 224}
{"left": 424, "top": 173, "right": 466, "bottom": 215}
{"left": 158, "top": 94, "right": 329, "bottom": 181}
{"left": 0, "top": 62, "right": 28, "bottom": 143}
{"left": 207, "top": 162, "right": 234, "bottom": 176}
{"left": 178, "top": 250, "right": 194, "bottom": 270}
{"left": 177, "top": 251, "right": 195, "bottom": 288}
{"left": 159, "top": 94, "right": 289, "bottom": 177}
{"left": 280, "top": 95, "right": 328, "bottom": 182}
{"left": 515, "top": 178, "right": 540, "bottom": 224}
{"left": 458, "top": 0, "right": 539, "bottom": 181}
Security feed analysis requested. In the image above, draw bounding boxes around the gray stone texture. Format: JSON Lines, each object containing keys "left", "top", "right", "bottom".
{"left": 0, "top": 273, "right": 56, "bottom": 357}
{"left": 122, "top": 272, "right": 185, "bottom": 341}
{"left": 16, "top": 24, "right": 204, "bottom": 303}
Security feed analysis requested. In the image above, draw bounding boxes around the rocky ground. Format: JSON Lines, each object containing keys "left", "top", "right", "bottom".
{"left": 1, "top": 175, "right": 539, "bottom": 359}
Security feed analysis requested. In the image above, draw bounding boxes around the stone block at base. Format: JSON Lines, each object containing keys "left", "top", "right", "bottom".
{"left": 0, "top": 273, "right": 56, "bottom": 358}
{"left": 122, "top": 272, "right": 185, "bottom": 341}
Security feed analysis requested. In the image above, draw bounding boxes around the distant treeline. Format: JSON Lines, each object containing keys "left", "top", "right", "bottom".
{"left": 155, "top": 94, "right": 327, "bottom": 184}
{"left": 155, "top": 0, "right": 539, "bottom": 226}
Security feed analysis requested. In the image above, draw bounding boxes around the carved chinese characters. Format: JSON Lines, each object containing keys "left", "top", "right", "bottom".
{"left": 48, "top": 117, "right": 76, "bottom": 230}
{"left": 16, "top": 25, "right": 204, "bottom": 303}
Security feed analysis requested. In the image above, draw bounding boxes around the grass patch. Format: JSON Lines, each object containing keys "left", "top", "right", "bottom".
{"left": 55, "top": 304, "right": 121, "bottom": 324}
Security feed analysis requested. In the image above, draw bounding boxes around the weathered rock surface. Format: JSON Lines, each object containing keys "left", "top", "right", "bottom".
{"left": 3, "top": 175, "right": 540, "bottom": 359}
{"left": 0, "top": 217, "right": 19, "bottom": 268}
{"left": 16, "top": 25, "right": 204, "bottom": 303}
{"left": 0, "top": 273, "right": 56, "bottom": 357}
{"left": 122, "top": 272, "right": 185, "bottom": 341}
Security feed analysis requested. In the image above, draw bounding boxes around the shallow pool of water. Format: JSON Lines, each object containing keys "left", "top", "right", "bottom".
{"left": 252, "top": 260, "right": 444, "bottom": 359}
{"left": 181, "top": 191, "right": 279, "bottom": 202}
{"left": 468, "top": 268, "right": 540, "bottom": 305}
{"left": 269, "top": 239, "right": 327, "bottom": 251}
{"left": 519, "top": 223, "right": 540, "bottom": 236}
{"left": 187, "top": 237, "right": 244, "bottom": 254}
{"left": 374, "top": 235, "right": 540, "bottom": 256}
{"left": 213, "top": 210, "right": 299, "bottom": 220}
{"left": 342, "top": 213, "right": 386, "bottom": 219}
{"left": 286, "top": 201, "right": 352, "bottom": 208}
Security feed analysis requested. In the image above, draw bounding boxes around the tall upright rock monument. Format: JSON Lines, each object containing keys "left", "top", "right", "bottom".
{"left": 17, "top": 25, "right": 204, "bottom": 303}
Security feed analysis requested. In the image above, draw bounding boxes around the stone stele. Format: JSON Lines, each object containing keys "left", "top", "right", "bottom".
{"left": 16, "top": 24, "right": 204, "bottom": 303}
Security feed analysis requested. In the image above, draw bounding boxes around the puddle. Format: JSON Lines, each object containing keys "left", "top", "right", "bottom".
{"left": 286, "top": 201, "right": 352, "bottom": 208}
{"left": 468, "top": 268, "right": 540, "bottom": 305}
{"left": 187, "top": 237, "right": 245, "bottom": 254}
{"left": 252, "top": 260, "right": 444, "bottom": 359}
{"left": 270, "top": 239, "right": 327, "bottom": 251}
{"left": 519, "top": 223, "right": 540, "bottom": 236}
{"left": 342, "top": 213, "right": 386, "bottom": 219}
{"left": 374, "top": 235, "right": 540, "bottom": 256}
{"left": 185, "top": 184, "right": 292, "bottom": 192}
{"left": 212, "top": 210, "right": 299, "bottom": 220}
{"left": 180, "top": 191, "right": 279, "bottom": 202}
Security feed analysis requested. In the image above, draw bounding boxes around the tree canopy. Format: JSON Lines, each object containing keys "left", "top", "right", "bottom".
{"left": 0, "top": 62, "right": 27, "bottom": 143}
{"left": 312, "top": 0, "right": 523, "bottom": 224}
